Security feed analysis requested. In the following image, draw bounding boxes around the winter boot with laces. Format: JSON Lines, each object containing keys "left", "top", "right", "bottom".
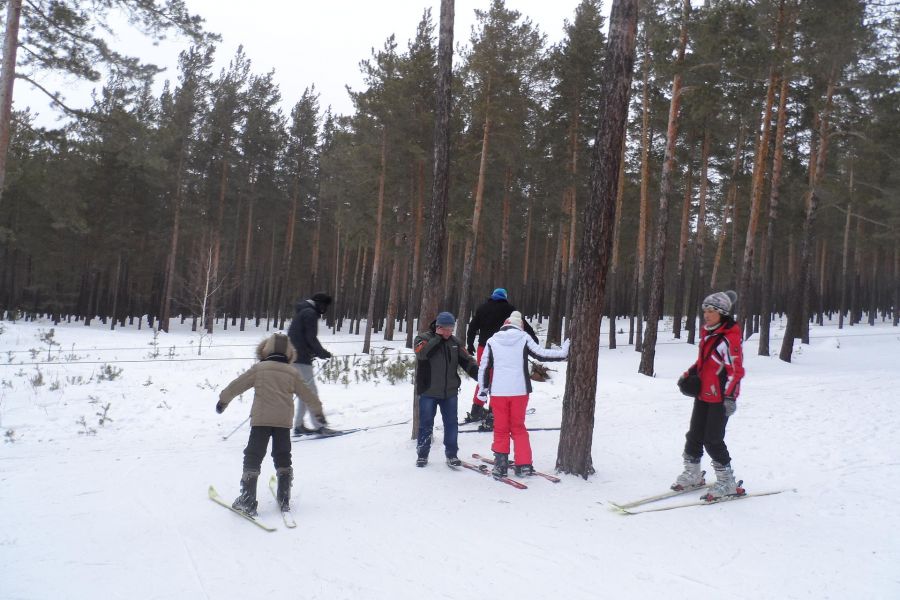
{"left": 446, "top": 455, "right": 462, "bottom": 467}
{"left": 275, "top": 467, "right": 293, "bottom": 512}
{"left": 232, "top": 470, "right": 259, "bottom": 517}
{"left": 672, "top": 453, "right": 706, "bottom": 491}
{"left": 703, "top": 461, "right": 744, "bottom": 500}
{"left": 491, "top": 452, "right": 509, "bottom": 479}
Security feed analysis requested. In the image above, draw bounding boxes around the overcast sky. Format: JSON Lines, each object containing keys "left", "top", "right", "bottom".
{"left": 17, "top": 0, "right": 614, "bottom": 128}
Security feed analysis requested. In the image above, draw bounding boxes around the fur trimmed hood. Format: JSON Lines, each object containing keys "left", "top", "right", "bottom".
{"left": 255, "top": 333, "right": 298, "bottom": 363}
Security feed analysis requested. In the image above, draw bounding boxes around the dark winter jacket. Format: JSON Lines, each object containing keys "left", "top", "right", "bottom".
{"left": 466, "top": 298, "right": 538, "bottom": 350}
{"left": 414, "top": 324, "right": 479, "bottom": 399}
{"left": 687, "top": 319, "right": 745, "bottom": 404}
{"left": 287, "top": 299, "right": 331, "bottom": 365}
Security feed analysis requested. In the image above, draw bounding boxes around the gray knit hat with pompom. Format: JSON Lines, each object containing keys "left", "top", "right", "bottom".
{"left": 701, "top": 290, "right": 737, "bottom": 315}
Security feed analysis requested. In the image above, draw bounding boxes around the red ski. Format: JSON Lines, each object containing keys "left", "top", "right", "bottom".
{"left": 472, "top": 453, "right": 560, "bottom": 483}
{"left": 457, "top": 459, "right": 527, "bottom": 490}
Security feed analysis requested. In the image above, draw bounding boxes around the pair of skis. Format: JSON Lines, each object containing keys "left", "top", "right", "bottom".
{"left": 208, "top": 475, "right": 296, "bottom": 531}
{"left": 291, "top": 419, "right": 411, "bottom": 441}
{"left": 450, "top": 453, "right": 561, "bottom": 489}
{"left": 608, "top": 479, "right": 785, "bottom": 514}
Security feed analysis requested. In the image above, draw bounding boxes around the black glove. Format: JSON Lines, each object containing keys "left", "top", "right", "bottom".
{"left": 428, "top": 320, "right": 437, "bottom": 333}
{"left": 723, "top": 397, "right": 736, "bottom": 417}
{"left": 215, "top": 401, "right": 226, "bottom": 414}
{"left": 470, "top": 403, "right": 485, "bottom": 420}
{"left": 467, "top": 344, "right": 476, "bottom": 355}
{"left": 320, "top": 350, "right": 332, "bottom": 359}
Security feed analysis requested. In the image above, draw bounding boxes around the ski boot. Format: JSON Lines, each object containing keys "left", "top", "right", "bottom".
{"left": 702, "top": 461, "right": 745, "bottom": 500}
{"left": 275, "top": 467, "right": 293, "bottom": 512}
{"left": 293, "top": 425, "right": 317, "bottom": 436}
{"left": 671, "top": 453, "right": 705, "bottom": 491}
{"left": 514, "top": 464, "right": 534, "bottom": 477}
{"left": 232, "top": 470, "right": 259, "bottom": 517}
{"left": 491, "top": 452, "right": 509, "bottom": 479}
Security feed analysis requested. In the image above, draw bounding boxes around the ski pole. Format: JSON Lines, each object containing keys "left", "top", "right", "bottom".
{"left": 222, "top": 416, "right": 250, "bottom": 441}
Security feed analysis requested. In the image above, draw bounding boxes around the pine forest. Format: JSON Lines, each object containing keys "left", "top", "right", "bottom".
{"left": 1, "top": 0, "right": 898, "bottom": 373}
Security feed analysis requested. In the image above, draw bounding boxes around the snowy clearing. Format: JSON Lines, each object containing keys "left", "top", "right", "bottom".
{"left": 1, "top": 316, "right": 898, "bottom": 600}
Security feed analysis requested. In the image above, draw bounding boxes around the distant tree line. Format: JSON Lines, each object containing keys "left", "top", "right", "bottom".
{"left": 1, "top": 0, "right": 897, "bottom": 371}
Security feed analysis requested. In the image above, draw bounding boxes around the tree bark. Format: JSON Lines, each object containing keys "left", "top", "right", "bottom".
{"left": 456, "top": 98, "right": 491, "bottom": 344}
{"left": 779, "top": 74, "right": 835, "bottom": 362}
{"left": 638, "top": 0, "right": 690, "bottom": 377}
{"left": 363, "top": 128, "right": 388, "bottom": 354}
{"left": 759, "top": 70, "right": 790, "bottom": 354}
{"left": 556, "top": 0, "right": 637, "bottom": 478}
{"left": 415, "top": 0, "right": 455, "bottom": 439}
{"left": 672, "top": 150, "right": 694, "bottom": 339}
{"left": 0, "top": 0, "right": 22, "bottom": 210}
{"left": 738, "top": 0, "right": 784, "bottom": 335}
{"left": 710, "top": 123, "right": 745, "bottom": 289}
{"left": 608, "top": 138, "right": 627, "bottom": 350}
{"left": 687, "top": 130, "right": 710, "bottom": 345}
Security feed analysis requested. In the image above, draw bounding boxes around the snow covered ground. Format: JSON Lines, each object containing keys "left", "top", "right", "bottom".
{"left": 1, "top": 315, "right": 898, "bottom": 600}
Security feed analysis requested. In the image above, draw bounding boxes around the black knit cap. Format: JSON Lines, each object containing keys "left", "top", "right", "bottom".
{"left": 311, "top": 292, "right": 333, "bottom": 306}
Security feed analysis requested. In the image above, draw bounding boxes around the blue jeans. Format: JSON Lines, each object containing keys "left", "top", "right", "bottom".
{"left": 417, "top": 394, "right": 458, "bottom": 458}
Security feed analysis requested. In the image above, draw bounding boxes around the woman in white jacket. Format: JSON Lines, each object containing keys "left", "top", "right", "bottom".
{"left": 477, "top": 311, "right": 569, "bottom": 477}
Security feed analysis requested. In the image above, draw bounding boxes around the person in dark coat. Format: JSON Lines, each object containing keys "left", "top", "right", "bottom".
{"left": 413, "top": 311, "right": 479, "bottom": 468}
{"left": 287, "top": 292, "right": 333, "bottom": 434}
{"left": 465, "top": 288, "right": 537, "bottom": 421}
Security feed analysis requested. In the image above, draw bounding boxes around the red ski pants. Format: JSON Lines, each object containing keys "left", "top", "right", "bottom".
{"left": 490, "top": 394, "right": 531, "bottom": 466}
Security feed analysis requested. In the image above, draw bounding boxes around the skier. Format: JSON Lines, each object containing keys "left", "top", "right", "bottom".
{"left": 673, "top": 290, "right": 746, "bottom": 500}
{"left": 465, "top": 288, "right": 538, "bottom": 423}
{"left": 216, "top": 333, "right": 325, "bottom": 516}
{"left": 413, "top": 311, "right": 480, "bottom": 468}
{"left": 287, "top": 292, "right": 333, "bottom": 435}
{"left": 477, "top": 311, "right": 569, "bottom": 478}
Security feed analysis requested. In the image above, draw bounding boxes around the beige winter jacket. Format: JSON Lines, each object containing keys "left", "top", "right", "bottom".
{"left": 218, "top": 335, "right": 323, "bottom": 428}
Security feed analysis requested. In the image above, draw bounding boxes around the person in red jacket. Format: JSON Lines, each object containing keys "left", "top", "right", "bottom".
{"left": 673, "top": 290, "right": 746, "bottom": 500}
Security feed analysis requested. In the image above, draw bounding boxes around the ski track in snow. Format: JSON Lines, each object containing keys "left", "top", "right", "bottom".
{"left": 1, "top": 318, "right": 898, "bottom": 599}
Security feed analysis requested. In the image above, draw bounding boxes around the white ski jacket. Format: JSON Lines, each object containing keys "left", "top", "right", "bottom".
{"left": 477, "top": 326, "right": 569, "bottom": 397}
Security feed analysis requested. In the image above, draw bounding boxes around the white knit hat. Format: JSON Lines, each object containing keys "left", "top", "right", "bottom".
{"left": 504, "top": 310, "right": 524, "bottom": 330}
{"left": 702, "top": 290, "right": 737, "bottom": 315}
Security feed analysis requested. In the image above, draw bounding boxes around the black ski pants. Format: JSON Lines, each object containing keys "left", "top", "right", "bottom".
{"left": 683, "top": 399, "right": 731, "bottom": 466}
{"left": 242, "top": 426, "right": 292, "bottom": 472}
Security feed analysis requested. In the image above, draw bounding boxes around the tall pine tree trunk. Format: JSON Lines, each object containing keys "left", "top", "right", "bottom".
{"left": 363, "top": 128, "right": 387, "bottom": 354}
{"left": 672, "top": 150, "right": 693, "bottom": 339}
{"left": 159, "top": 154, "right": 186, "bottom": 333}
{"left": 738, "top": 0, "right": 785, "bottom": 335}
{"left": 759, "top": 70, "right": 790, "bottom": 354}
{"left": 456, "top": 103, "right": 491, "bottom": 344}
{"left": 0, "top": 0, "right": 22, "bottom": 210}
{"left": 780, "top": 75, "right": 835, "bottom": 362}
{"left": 687, "top": 130, "right": 711, "bottom": 345}
{"left": 608, "top": 138, "right": 627, "bottom": 349}
{"left": 557, "top": 0, "right": 637, "bottom": 478}
{"left": 405, "top": 160, "right": 426, "bottom": 347}
{"left": 710, "top": 124, "right": 745, "bottom": 289}
{"left": 638, "top": 0, "right": 690, "bottom": 377}
{"left": 634, "top": 35, "right": 651, "bottom": 352}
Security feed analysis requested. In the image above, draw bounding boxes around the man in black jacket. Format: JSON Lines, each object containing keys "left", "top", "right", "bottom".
{"left": 465, "top": 288, "right": 537, "bottom": 420}
{"left": 287, "top": 293, "right": 333, "bottom": 434}
{"left": 413, "top": 311, "right": 479, "bottom": 467}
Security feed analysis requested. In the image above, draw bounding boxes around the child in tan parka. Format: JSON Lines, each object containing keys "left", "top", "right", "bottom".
{"left": 216, "top": 333, "right": 324, "bottom": 516}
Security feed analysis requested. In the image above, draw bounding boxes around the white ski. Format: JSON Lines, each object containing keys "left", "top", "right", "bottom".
{"left": 268, "top": 476, "right": 296, "bottom": 528}
{"left": 208, "top": 485, "right": 276, "bottom": 531}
